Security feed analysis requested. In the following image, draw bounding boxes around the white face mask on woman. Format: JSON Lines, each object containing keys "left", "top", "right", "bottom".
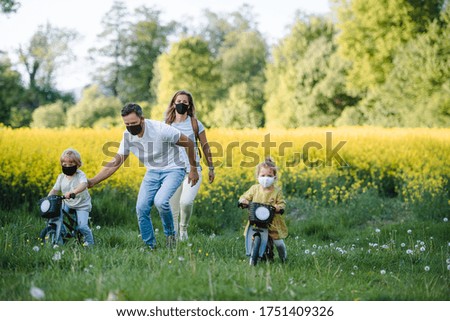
{"left": 258, "top": 176, "right": 275, "bottom": 188}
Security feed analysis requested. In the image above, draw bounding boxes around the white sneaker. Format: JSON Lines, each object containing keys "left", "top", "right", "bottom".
{"left": 179, "top": 230, "right": 188, "bottom": 241}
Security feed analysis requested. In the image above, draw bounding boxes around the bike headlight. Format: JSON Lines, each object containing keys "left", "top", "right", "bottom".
{"left": 254, "top": 206, "right": 270, "bottom": 221}
{"left": 40, "top": 199, "right": 51, "bottom": 213}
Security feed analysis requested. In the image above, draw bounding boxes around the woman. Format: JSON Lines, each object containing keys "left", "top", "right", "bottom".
{"left": 165, "top": 90, "right": 215, "bottom": 241}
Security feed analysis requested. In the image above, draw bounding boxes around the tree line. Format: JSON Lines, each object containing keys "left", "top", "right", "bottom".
{"left": 0, "top": 0, "right": 448, "bottom": 128}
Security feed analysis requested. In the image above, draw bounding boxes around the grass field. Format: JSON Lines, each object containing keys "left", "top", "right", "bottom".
{"left": 1, "top": 193, "right": 449, "bottom": 301}
{"left": 0, "top": 126, "right": 449, "bottom": 300}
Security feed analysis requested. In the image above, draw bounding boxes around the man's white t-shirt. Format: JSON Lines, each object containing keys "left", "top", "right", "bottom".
{"left": 118, "top": 119, "right": 184, "bottom": 170}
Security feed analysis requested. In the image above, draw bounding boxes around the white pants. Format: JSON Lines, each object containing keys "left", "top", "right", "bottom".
{"left": 170, "top": 172, "right": 203, "bottom": 233}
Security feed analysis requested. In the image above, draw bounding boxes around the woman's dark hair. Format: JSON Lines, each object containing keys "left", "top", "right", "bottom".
{"left": 165, "top": 90, "right": 196, "bottom": 124}
{"left": 121, "top": 103, "right": 143, "bottom": 117}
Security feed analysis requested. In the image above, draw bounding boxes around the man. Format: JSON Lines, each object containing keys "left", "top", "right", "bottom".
{"left": 88, "top": 103, "right": 199, "bottom": 250}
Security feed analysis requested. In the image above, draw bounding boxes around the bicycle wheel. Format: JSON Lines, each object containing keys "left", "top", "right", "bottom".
{"left": 39, "top": 226, "right": 63, "bottom": 246}
{"left": 249, "top": 235, "right": 261, "bottom": 266}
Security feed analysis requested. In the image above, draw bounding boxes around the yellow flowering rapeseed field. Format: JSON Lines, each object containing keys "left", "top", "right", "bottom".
{"left": 0, "top": 126, "right": 448, "bottom": 218}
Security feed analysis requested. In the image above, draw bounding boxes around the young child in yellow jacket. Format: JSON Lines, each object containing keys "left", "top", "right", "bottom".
{"left": 239, "top": 157, "right": 288, "bottom": 262}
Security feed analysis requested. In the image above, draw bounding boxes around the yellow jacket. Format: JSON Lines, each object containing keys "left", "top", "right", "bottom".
{"left": 240, "top": 184, "right": 288, "bottom": 239}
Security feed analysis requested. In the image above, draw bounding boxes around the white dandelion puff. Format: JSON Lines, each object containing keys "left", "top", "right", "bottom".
{"left": 30, "top": 286, "right": 45, "bottom": 300}
{"left": 380, "top": 270, "right": 386, "bottom": 275}
{"left": 406, "top": 249, "right": 413, "bottom": 255}
{"left": 52, "top": 251, "right": 62, "bottom": 261}
{"left": 32, "top": 246, "right": 40, "bottom": 252}
{"left": 443, "top": 217, "right": 448, "bottom": 222}
{"left": 407, "top": 229, "right": 412, "bottom": 234}
{"left": 401, "top": 243, "right": 406, "bottom": 247}
{"left": 424, "top": 266, "right": 430, "bottom": 272}
{"left": 96, "top": 225, "right": 101, "bottom": 230}
{"left": 375, "top": 228, "right": 381, "bottom": 233}
{"left": 107, "top": 290, "right": 119, "bottom": 301}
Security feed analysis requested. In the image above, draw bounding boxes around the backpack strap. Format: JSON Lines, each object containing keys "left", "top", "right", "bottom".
{"left": 190, "top": 116, "right": 202, "bottom": 159}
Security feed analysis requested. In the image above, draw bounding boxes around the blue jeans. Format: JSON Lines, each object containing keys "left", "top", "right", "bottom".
{"left": 136, "top": 168, "right": 185, "bottom": 248}
{"left": 61, "top": 203, "right": 94, "bottom": 245}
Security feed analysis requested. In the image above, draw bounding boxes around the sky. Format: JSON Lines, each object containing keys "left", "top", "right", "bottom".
{"left": 0, "top": 0, "right": 331, "bottom": 92}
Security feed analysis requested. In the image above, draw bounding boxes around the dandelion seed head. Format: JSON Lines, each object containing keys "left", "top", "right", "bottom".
{"left": 52, "top": 252, "right": 62, "bottom": 261}
{"left": 406, "top": 249, "right": 413, "bottom": 254}
{"left": 380, "top": 270, "right": 386, "bottom": 275}
{"left": 424, "top": 266, "right": 430, "bottom": 272}
{"left": 96, "top": 225, "right": 101, "bottom": 230}
{"left": 446, "top": 258, "right": 450, "bottom": 264}
{"left": 401, "top": 243, "right": 406, "bottom": 247}
{"left": 178, "top": 256, "right": 185, "bottom": 262}
{"left": 375, "top": 228, "right": 381, "bottom": 233}
{"left": 30, "top": 286, "right": 45, "bottom": 300}
{"left": 443, "top": 217, "right": 448, "bottom": 222}
{"left": 32, "top": 246, "right": 40, "bottom": 252}
{"left": 420, "top": 246, "right": 426, "bottom": 252}
{"left": 407, "top": 229, "right": 412, "bottom": 234}
{"left": 304, "top": 249, "right": 310, "bottom": 254}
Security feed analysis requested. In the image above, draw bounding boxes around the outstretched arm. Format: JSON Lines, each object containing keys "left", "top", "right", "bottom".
{"left": 198, "top": 131, "right": 215, "bottom": 183}
{"left": 88, "top": 153, "right": 127, "bottom": 188}
{"left": 176, "top": 134, "right": 199, "bottom": 186}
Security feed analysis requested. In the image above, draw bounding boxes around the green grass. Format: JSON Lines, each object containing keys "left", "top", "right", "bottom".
{"left": 0, "top": 192, "right": 449, "bottom": 301}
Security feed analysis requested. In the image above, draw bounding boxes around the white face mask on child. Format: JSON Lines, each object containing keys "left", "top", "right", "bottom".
{"left": 258, "top": 176, "right": 275, "bottom": 188}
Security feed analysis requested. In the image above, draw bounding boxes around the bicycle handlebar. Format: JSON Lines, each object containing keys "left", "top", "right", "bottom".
{"left": 58, "top": 193, "right": 76, "bottom": 200}
{"left": 237, "top": 201, "right": 284, "bottom": 214}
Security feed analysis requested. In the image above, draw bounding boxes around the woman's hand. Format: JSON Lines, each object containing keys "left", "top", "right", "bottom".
{"left": 208, "top": 168, "right": 215, "bottom": 183}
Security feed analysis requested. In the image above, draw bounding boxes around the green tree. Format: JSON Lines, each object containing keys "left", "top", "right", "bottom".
{"left": 66, "top": 85, "right": 121, "bottom": 127}
{"left": 89, "top": 0, "right": 129, "bottom": 98}
{"left": 118, "top": 6, "right": 174, "bottom": 103}
{"left": 334, "top": 0, "right": 445, "bottom": 93}
{"left": 152, "top": 36, "right": 219, "bottom": 123}
{"left": 360, "top": 6, "right": 450, "bottom": 127}
{"left": 199, "top": 5, "right": 256, "bottom": 56}
{"left": 264, "top": 14, "right": 357, "bottom": 128}
{"left": 17, "top": 22, "right": 78, "bottom": 110}
{"left": 197, "top": 5, "right": 267, "bottom": 128}
{"left": 0, "top": 0, "right": 19, "bottom": 14}
{"left": 0, "top": 54, "right": 24, "bottom": 125}
{"left": 213, "top": 30, "right": 267, "bottom": 128}
{"left": 30, "top": 101, "right": 66, "bottom": 128}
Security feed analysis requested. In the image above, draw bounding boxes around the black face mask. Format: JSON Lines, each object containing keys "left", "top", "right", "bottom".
{"left": 126, "top": 123, "right": 142, "bottom": 136}
{"left": 175, "top": 103, "right": 189, "bottom": 115}
{"left": 62, "top": 165, "right": 77, "bottom": 176}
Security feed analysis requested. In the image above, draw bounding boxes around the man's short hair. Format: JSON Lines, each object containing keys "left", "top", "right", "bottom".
{"left": 121, "top": 103, "right": 143, "bottom": 117}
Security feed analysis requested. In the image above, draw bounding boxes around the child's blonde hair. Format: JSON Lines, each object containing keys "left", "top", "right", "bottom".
{"left": 60, "top": 148, "right": 82, "bottom": 167}
{"left": 255, "top": 157, "right": 278, "bottom": 178}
